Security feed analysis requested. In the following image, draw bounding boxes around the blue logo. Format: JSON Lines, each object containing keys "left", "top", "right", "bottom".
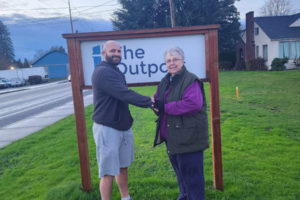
{"left": 92, "top": 45, "right": 102, "bottom": 67}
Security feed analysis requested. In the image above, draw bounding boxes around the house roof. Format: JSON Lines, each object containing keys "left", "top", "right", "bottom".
{"left": 254, "top": 13, "right": 300, "bottom": 40}
{"left": 32, "top": 50, "right": 68, "bottom": 65}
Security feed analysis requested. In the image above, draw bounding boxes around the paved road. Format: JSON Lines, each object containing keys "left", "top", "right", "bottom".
{"left": 0, "top": 81, "right": 93, "bottom": 148}
{"left": 0, "top": 81, "right": 92, "bottom": 127}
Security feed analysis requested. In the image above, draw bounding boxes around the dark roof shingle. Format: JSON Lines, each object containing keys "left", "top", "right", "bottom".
{"left": 254, "top": 13, "right": 300, "bottom": 40}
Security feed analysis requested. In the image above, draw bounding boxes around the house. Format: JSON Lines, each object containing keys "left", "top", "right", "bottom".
{"left": 235, "top": 12, "right": 300, "bottom": 70}
{"left": 32, "top": 50, "right": 69, "bottom": 79}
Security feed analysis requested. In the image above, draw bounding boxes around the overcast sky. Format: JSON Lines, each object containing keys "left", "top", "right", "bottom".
{"left": 0, "top": 0, "right": 121, "bottom": 23}
{"left": 1, "top": 0, "right": 299, "bottom": 21}
{"left": 0, "top": 0, "right": 299, "bottom": 60}
{"left": 236, "top": 0, "right": 300, "bottom": 20}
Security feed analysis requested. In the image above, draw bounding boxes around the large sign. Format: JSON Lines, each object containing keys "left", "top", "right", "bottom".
{"left": 81, "top": 34, "right": 206, "bottom": 86}
{"left": 63, "top": 25, "right": 223, "bottom": 192}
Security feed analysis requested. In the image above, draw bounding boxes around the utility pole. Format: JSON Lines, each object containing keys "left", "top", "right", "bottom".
{"left": 169, "top": 0, "right": 175, "bottom": 27}
{"left": 68, "top": 0, "right": 74, "bottom": 33}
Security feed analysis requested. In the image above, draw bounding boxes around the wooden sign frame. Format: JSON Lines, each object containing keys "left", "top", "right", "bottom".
{"left": 63, "top": 25, "right": 223, "bottom": 192}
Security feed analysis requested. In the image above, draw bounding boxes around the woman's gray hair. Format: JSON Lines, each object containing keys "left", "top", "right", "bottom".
{"left": 164, "top": 47, "right": 185, "bottom": 60}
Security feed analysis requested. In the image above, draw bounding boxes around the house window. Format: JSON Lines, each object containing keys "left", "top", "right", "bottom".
{"left": 290, "top": 41, "right": 300, "bottom": 58}
{"left": 255, "top": 27, "right": 259, "bottom": 35}
{"left": 279, "top": 42, "right": 290, "bottom": 58}
{"left": 280, "top": 41, "right": 300, "bottom": 59}
{"left": 263, "top": 45, "right": 268, "bottom": 61}
{"left": 255, "top": 46, "right": 259, "bottom": 58}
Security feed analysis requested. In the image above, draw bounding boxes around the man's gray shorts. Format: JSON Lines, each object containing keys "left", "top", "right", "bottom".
{"left": 93, "top": 122, "right": 134, "bottom": 178}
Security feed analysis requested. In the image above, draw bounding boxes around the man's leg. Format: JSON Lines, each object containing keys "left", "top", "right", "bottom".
{"left": 115, "top": 167, "right": 129, "bottom": 198}
{"left": 117, "top": 128, "right": 134, "bottom": 199}
{"left": 93, "top": 124, "right": 123, "bottom": 200}
{"left": 100, "top": 175, "right": 114, "bottom": 200}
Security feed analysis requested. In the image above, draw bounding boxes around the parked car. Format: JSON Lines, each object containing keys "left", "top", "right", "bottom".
{"left": 0, "top": 78, "right": 11, "bottom": 88}
{"left": 10, "top": 78, "right": 26, "bottom": 87}
{"left": 0, "top": 79, "right": 7, "bottom": 89}
{"left": 28, "top": 75, "right": 48, "bottom": 85}
{"left": 28, "top": 75, "right": 42, "bottom": 85}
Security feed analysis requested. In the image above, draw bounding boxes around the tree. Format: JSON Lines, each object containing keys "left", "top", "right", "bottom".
{"left": 112, "top": 0, "right": 241, "bottom": 69}
{"left": 50, "top": 46, "right": 66, "bottom": 53}
{"left": 14, "top": 59, "right": 24, "bottom": 68}
{"left": 0, "top": 20, "right": 14, "bottom": 69}
{"left": 112, "top": 0, "right": 170, "bottom": 30}
{"left": 33, "top": 49, "right": 47, "bottom": 61}
{"left": 260, "top": 0, "right": 291, "bottom": 16}
{"left": 23, "top": 58, "right": 30, "bottom": 68}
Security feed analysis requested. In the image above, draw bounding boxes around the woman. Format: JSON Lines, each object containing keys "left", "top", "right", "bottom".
{"left": 153, "top": 47, "right": 209, "bottom": 200}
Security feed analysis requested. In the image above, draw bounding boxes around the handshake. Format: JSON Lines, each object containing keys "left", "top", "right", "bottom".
{"left": 151, "top": 98, "right": 164, "bottom": 113}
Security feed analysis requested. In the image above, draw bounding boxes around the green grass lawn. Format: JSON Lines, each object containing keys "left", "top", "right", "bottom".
{"left": 0, "top": 70, "right": 300, "bottom": 200}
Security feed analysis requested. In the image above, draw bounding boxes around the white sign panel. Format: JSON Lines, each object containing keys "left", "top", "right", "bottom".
{"left": 80, "top": 34, "right": 206, "bottom": 86}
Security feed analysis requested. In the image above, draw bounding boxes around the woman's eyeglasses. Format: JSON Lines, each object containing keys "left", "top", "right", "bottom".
{"left": 165, "top": 58, "right": 183, "bottom": 64}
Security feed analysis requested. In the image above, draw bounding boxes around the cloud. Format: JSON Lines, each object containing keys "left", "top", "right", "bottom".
{"left": 0, "top": 1, "right": 9, "bottom": 8}
{"left": 1, "top": 14, "right": 113, "bottom": 60}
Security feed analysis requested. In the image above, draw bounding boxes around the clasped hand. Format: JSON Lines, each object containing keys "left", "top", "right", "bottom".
{"left": 152, "top": 99, "right": 164, "bottom": 114}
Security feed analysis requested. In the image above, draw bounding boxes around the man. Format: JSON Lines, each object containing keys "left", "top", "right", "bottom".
{"left": 92, "top": 40, "right": 154, "bottom": 200}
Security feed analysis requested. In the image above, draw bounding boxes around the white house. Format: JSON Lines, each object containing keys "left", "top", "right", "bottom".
{"left": 236, "top": 12, "right": 300, "bottom": 70}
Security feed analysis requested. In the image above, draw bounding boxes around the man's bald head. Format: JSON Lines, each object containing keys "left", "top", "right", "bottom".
{"left": 102, "top": 40, "right": 121, "bottom": 52}
{"left": 102, "top": 40, "right": 122, "bottom": 66}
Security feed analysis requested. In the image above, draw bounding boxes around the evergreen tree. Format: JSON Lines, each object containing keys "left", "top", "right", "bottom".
{"left": 112, "top": 0, "right": 241, "bottom": 69}
{"left": 14, "top": 59, "right": 23, "bottom": 68}
{"left": 0, "top": 54, "right": 10, "bottom": 70}
{"left": 0, "top": 20, "right": 14, "bottom": 68}
{"left": 23, "top": 58, "right": 30, "bottom": 68}
{"left": 112, "top": 0, "right": 170, "bottom": 30}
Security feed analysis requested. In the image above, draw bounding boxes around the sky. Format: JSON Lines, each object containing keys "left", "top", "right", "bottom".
{"left": 0, "top": 0, "right": 299, "bottom": 61}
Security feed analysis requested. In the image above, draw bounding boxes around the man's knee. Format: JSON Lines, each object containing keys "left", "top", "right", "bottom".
{"left": 101, "top": 175, "right": 114, "bottom": 184}
{"left": 120, "top": 167, "right": 128, "bottom": 171}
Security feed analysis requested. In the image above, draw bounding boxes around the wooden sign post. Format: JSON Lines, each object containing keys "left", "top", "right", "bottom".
{"left": 63, "top": 25, "right": 223, "bottom": 192}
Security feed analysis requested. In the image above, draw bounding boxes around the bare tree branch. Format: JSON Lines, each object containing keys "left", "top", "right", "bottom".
{"left": 260, "top": 0, "right": 292, "bottom": 16}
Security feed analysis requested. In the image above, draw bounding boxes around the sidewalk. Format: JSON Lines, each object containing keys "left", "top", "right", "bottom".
{"left": 0, "top": 94, "right": 93, "bottom": 149}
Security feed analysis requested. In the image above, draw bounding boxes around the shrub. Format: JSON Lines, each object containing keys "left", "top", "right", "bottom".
{"left": 293, "top": 57, "right": 300, "bottom": 67}
{"left": 246, "top": 57, "right": 267, "bottom": 71}
{"left": 271, "top": 57, "right": 288, "bottom": 71}
{"left": 219, "top": 61, "right": 234, "bottom": 71}
{"left": 219, "top": 50, "right": 236, "bottom": 70}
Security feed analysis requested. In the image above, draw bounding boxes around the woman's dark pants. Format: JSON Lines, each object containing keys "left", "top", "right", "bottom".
{"left": 168, "top": 151, "right": 205, "bottom": 200}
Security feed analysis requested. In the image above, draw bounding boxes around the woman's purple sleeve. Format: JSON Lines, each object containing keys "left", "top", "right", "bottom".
{"left": 165, "top": 81, "right": 203, "bottom": 116}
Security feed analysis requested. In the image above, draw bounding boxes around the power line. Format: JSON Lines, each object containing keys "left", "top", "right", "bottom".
{"left": 72, "top": 8, "right": 119, "bottom": 16}
{"left": 0, "top": 3, "right": 117, "bottom": 11}
{"left": 0, "top": 7, "right": 68, "bottom": 11}
{"left": 4, "top": 17, "right": 74, "bottom": 26}
{"left": 1, "top": 6, "right": 118, "bottom": 25}
{"left": 73, "top": 1, "right": 118, "bottom": 14}
{"left": 0, "top": 1, "right": 120, "bottom": 27}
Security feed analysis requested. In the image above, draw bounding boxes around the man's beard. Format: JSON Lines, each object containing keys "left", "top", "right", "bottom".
{"left": 106, "top": 55, "right": 121, "bottom": 66}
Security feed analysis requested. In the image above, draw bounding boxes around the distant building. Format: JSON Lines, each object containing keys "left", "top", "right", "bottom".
{"left": 235, "top": 12, "right": 300, "bottom": 70}
{"left": 32, "top": 50, "right": 69, "bottom": 78}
